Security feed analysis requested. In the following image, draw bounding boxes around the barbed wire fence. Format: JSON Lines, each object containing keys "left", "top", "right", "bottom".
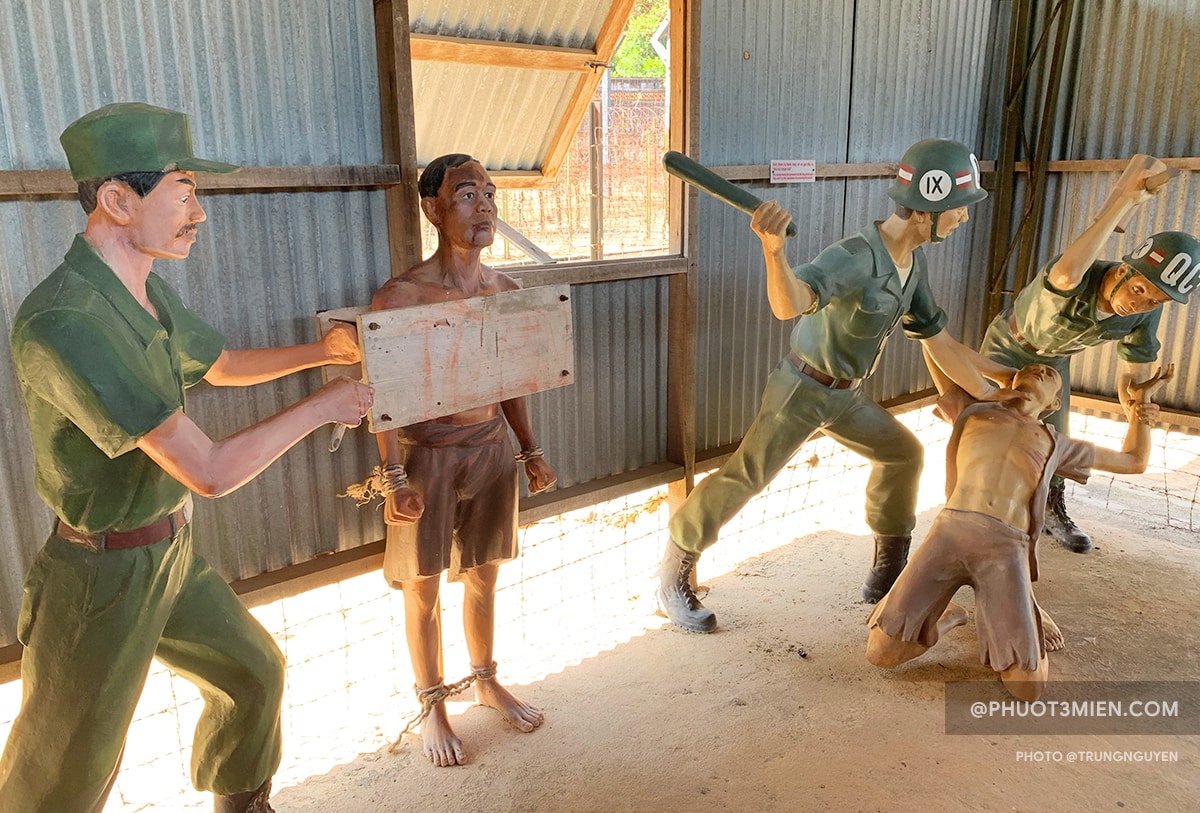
{"left": 3, "top": 404, "right": 1194, "bottom": 810}
{"left": 421, "top": 78, "right": 671, "bottom": 265}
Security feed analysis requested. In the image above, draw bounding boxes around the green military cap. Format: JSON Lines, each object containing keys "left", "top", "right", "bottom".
{"left": 60, "top": 102, "right": 239, "bottom": 182}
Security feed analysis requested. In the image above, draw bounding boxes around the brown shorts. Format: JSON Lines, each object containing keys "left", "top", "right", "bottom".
{"left": 382, "top": 416, "right": 518, "bottom": 584}
{"left": 867, "top": 509, "right": 1045, "bottom": 672}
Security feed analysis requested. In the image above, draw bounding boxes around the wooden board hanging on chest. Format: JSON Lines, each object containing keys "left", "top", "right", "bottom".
{"left": 319, "top": 285, "right": 573, "bottom": 432}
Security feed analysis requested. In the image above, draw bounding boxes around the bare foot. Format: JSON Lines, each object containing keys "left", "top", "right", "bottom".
{"left": 1040, "top": 606, "right": 1065, "bottom": 652}
{"left": 1002, "top": 653, "right": 1049, "bottom": 701}
{"left": 475, "top": 678, "right": 544, "bottom": 732}
{"left": 937, "top": 602, "right": 969, "bottom": 636}
{"left": 419, "top": 704, "right": 467, "bottom": 767}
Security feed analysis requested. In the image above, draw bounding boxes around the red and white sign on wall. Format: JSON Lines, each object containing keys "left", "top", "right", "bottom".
{"left": 770, "top": 159, "right": 816, "bottom": 183}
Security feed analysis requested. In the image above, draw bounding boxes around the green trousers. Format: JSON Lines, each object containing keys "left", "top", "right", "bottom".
{"left": 669, "top": 359, "right": 925, "bottom": 553}
{"left": 0, "top": 525, "right": 284, "bottom": 812}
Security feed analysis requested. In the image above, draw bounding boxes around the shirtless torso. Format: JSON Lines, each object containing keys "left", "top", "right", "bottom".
{"left": 947, "top": 408, "right": 1052, "bottom": 532}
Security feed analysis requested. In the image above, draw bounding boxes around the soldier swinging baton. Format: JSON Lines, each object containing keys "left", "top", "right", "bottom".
{"left": 662, "top": 150, "right": 797, "bottom": 237}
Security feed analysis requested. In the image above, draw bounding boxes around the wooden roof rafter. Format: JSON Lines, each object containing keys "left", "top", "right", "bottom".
{"left": 409, "top": 34, "right": 603, "bottom": 73}
{"left": 408, "top": 0, "right": 635, "bottom": 189}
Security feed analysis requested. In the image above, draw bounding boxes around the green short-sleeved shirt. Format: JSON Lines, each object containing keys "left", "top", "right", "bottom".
{"left": 11, "top": 235, "right": 225, "bottom": 533}
{"left": 1010, "top": 256, "right": 1161, "bottom": 363}
{"left": 790, "top": 222, "right": 948, "bottom": 379}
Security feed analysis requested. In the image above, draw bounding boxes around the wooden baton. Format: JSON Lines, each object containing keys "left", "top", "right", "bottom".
{"left": 1099, "top": 154, "right": 1180, "bottom": 234}
{"left": 663, "top": 150, "right": 797, "bottom": 237}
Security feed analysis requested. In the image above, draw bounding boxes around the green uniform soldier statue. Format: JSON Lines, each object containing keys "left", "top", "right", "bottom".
{"left": 0, "top": 103, "right": 373, "bottom": 812}
{"left": 656, "top": 139, "right": 1019, "bottom": 633}
{"left": 979, "top": 166, "right": 1199, "bottom": 553}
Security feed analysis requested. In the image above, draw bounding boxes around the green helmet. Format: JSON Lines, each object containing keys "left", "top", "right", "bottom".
{"left": 887, "top": 138, "right": 987, "bottom": 212}
{"left": 1122, "top": 231, "right": 1200, "bottom": 303}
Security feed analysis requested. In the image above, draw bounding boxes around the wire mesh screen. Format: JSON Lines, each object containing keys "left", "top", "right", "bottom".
{"left": 419, "top": 78, "right": 671, "bottom": 264}
{"left": 2, "top": 404, "right": 1197, "bottom": 810}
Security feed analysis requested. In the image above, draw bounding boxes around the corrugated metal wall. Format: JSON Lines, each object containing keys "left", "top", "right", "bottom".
{"left": 694, "top": 0, "right": 1000, "bottom": 449}
{"left": 3, "top": 0, "right": 1197, "bottom": 649}
{"left": 999, "top": 0, "right": 1200, "bottom": 413}
{"left": 530, "top": 278, "right": 669, "bottom": 485}
{"left": 0, "top": 0, "right": 395, "bottom": 645}
{"left": 0, "top": 0, "right": 671, "bottom": 648}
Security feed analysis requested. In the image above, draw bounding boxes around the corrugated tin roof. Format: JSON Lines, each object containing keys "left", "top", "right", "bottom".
{"left": 410, "top": 61, "right": 576, "bottom": 169}
{"left": 409, "top": 0, "right": 610, "bottom": 47}
{"left": 408, "top": 0, "right": 633, "bottom": 180}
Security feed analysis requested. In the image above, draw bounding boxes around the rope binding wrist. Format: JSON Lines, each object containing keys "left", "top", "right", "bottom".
{"left": 339, "top": 463, "right": 409, "bottom": 507}
{"left": 514, "top": 445, "right": 544, "bottom": 463}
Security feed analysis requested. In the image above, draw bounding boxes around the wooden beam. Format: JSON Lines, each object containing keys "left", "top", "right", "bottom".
{"left": 666, "top": 0, "right": 699, "bottom": 495}
{"left": 707, "top": 160, "right": 1000, "bottom": 182}
{"left": 540, "top": 0, "right": 636, "bottom": 182}
{"left": 9, "top": 155, "right": 1186, "bottom": 202}
{"left": 1012, "top": 0, "right": 1077, "bottom": 304}
{"left": 231, "top": 541, "right": 388, "bottom": 608}
{"left": 698, "top": 156, "right": 1200, "bottom": 184}
{"left": 1070, "top": 392, "right": 1200, "bottom": 434}
{"left": 505, "top": 255, "right": 686, "bottom": 288}
{"left": 409, "top": 33, "right": 597, "bottom": 72}
{"left": 0, "top": 165, "right": 403, "bottom": 198}
{"left": 374, "top": 0, "right": 423, "bottom": 275}
{"left": 488, "top": 169, "right": 550, "bottom": 189}
{"left": 519, "top": 461, "right": 684, "bottom": 523}
{"left": 495, "top": 216, "right": 555, "bottom": 265}
{"left": 984, "top": 0, "right": 1030, "bottom": 327}
{"left": 1013, "top": 157, "right": 1200, "bottom": 173}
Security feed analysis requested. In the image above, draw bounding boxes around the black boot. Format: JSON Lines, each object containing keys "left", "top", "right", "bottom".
{"left": 860, "top": 535, "right": 911, "bottom": 603}
{"left": 1044, "top": 482, "right": 1092, "bottom": 553}
{"left": 215, "top": 779, "right": 274, "bottom": 813}
{"left": 655, "top": 541, "right": 717, "bottom": 633}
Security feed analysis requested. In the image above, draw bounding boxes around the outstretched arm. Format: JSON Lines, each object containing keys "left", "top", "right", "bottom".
{"left": 204, "top": 322, "right": 361, "bottom": 386}
{"left": 1046, "top": 163, "right": 1161, "bottom": 291}
{"left": 138, "top": 376, "right": 372, "bottom": 498}
{"left": 751, "top": 201, "right": 817, "bottom": 320}
{"left": 1092, "top": 364, "right": 1173, "bottom": 474}
{"left": 920, "top": 331, "right": 1023, "bottom": 401}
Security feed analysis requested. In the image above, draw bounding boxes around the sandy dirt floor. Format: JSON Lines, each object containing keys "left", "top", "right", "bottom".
{"left": 1, "top": 411, "right": 1196, "bottom": 812}
{"left": 269, "top": 485, "right": 1200, "bottom": 813}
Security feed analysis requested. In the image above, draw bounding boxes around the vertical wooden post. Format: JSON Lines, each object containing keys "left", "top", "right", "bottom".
{"left": 984, "top": 0, "right": 1077, "bottom": 327}
{"left": 983, "top": 0, "right": 1029, "bottom": 327}
{"left": 666, "top": 0, "right": 698, "bottom": 518}
{"left": 374, "top": 0, "right": 423, "bottom": 275}
{"left": 1013, "top": 0, "right": 1076, "bottom": 298}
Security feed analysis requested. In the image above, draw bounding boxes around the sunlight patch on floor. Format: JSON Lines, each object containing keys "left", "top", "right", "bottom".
{"left": 0, "top": 407, "right": 1196, "bottom": 810}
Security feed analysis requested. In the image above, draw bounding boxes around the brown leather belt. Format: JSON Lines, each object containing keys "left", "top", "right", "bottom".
{"left": 1007, "top": 315, "right": 1044, "bottom": 355}
{"left": 56, "top": 507, "right": 189, "bottom": 551}
{"left": 788, "top": 352, "right": 860, "bottom": 390}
